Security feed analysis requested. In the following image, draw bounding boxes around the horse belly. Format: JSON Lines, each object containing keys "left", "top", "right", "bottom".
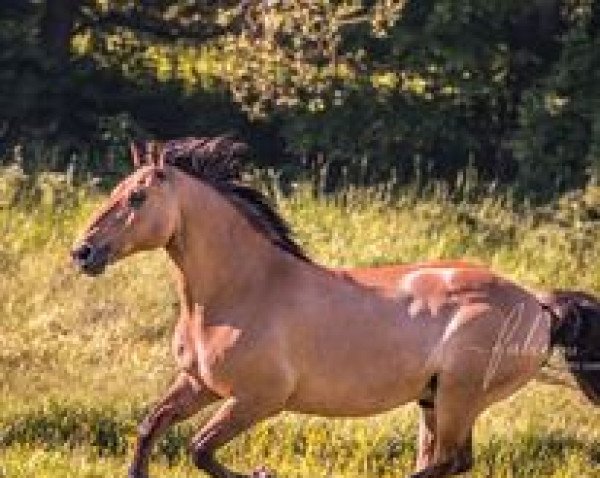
{"left": 285, "top": 333, "right": 432, "bottom": 417}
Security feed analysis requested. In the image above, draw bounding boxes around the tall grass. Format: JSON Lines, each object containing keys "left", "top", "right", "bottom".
{"left": 1, "top": 166, "right": 599, "bottom": 477}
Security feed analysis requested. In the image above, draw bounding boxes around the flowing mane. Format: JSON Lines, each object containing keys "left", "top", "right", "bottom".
{"left": 161, "top": 137, "right": 311, "bottom": 262}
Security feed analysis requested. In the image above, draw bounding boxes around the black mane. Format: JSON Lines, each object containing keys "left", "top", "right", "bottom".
{"left": 161, "top": 137, "right": 311, "bottom": 262}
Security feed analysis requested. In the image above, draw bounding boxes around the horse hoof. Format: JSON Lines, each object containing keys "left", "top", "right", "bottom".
{"left": 127, "top": 466, "right": 148, "bottom": 478}
{"left": 251, "top": 466, "right": 275, "bottom": 478}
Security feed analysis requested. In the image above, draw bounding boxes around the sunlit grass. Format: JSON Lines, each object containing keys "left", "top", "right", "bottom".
{"left": 1, "top": 167, "right": 599, "bottom": 476}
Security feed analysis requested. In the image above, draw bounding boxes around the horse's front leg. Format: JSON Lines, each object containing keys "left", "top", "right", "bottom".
{"left": 190, "top": 394, "right": 285, "bottom": 478}
{"left": 128, "top": 372, "right": 219, "bottom": 478}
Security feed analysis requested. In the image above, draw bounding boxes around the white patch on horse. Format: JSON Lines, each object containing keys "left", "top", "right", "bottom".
{"left": 399, "top": 268, "right": 457, "bottom": 292}
{"left": 400, "top": 268, "right": 458, "bottom": 319}
{"left": 440, "top": 268, "right": 456, "bottom": 286}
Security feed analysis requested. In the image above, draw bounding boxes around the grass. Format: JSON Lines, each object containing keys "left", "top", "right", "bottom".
{"left": 0, "top": 165, "right": 599, "bottom": 477}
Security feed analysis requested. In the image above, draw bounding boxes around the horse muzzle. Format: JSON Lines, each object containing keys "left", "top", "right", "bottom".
{"left": 71, "top": 242, "right": 111, "bottom": 276}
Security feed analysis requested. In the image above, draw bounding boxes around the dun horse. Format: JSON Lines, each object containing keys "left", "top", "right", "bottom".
{"left": 72, "top": 138, "right": 600, "bottom": 478}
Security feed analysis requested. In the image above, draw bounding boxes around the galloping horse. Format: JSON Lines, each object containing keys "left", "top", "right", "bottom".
{"left": 72, "top": 138, "right": 600, "bottom": 478}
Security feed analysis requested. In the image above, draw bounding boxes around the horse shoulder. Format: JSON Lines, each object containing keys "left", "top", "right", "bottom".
{"left": 189, "top": 305, "right": 295, "bottom": 399}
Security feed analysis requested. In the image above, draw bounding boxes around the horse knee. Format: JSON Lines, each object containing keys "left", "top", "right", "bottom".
{"left": 137, "top": 415, "right": 154, "bottom": 441}
{"left": 138, "top": 404, "right": 173, "bottom": 440}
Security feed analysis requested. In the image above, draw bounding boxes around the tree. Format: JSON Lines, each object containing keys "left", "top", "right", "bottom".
{"left": 2, "top": 1, "right": 599, "bottom": 196}
{"left": 0, "top": 1, "right": 249, "bottom": 166}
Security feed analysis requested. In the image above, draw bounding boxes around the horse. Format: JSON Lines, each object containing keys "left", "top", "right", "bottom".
{"left": 71, "top": 137, "right": 600, "bottom": 478}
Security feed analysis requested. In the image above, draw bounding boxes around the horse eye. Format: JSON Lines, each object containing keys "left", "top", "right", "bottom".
{"left": 128, "top": 189, "right": 147, "bottom": 209}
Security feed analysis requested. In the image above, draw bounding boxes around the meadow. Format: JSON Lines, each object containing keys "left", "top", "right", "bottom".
{"left": 0, "top": 165, "right": 599, "bottom": 477}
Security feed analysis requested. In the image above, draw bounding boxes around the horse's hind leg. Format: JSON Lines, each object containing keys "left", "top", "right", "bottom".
{"left": 128, "top": 373, "right": 218, "bottom": 478}
{"left": 410, "top": 382, "right": 479, "bottom": 478}
{"left": 414, "top": 405, "right": 474, "bottom": 477}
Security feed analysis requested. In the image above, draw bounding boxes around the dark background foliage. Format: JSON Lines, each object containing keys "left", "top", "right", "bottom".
{"left": 1, "top": 1, "right": 599, "bottom": 197}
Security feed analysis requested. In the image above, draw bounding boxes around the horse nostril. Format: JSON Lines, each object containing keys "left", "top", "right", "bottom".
{"left": 72, "top": 243, "right": 93, "bottom": 264}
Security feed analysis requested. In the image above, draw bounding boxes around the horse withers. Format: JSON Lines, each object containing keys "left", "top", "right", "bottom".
{"left": 71, "top": 138, "right": 600, "bottom": 478}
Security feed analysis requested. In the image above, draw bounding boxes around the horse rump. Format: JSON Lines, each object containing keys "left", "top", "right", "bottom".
{"left": 548, "top": 290, "right": 600, "bottom": 405}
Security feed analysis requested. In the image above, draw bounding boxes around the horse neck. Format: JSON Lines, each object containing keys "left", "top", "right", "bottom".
{"left": 166, "top": 172, "right": 285, "bottom": 313}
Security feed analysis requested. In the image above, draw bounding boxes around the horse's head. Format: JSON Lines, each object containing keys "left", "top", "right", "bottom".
{"left": 71, "top": 142, "right": 180, "bottom": 276}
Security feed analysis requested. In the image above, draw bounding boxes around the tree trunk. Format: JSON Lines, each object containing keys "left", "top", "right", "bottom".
{"left": 41, "top": 0, "right": 78, "bottom": 64}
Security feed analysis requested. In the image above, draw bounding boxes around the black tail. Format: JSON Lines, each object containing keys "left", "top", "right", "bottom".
{"left": 546, "top": 290, "right": 600, "bottom": 405}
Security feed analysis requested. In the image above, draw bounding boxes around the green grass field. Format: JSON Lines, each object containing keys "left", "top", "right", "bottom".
{"left": 1, "top": 167, "right": 599, "bottom": 477}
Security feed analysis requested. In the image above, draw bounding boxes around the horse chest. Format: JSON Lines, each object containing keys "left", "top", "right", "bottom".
{"left": 172, "top": 315, "right": 244, "bottom": 397}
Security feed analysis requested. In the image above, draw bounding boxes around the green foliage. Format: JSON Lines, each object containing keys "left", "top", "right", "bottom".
{"left": 3, "top": 2, "right": 600, "bottom": 190}
{"left": 513, "top": 1, "right": 600, "bottom": 194}
{"left": 212, "top": 0, "right": 579, "bottom": 189}
{"left": 0, "top": 0, "right": 252, "bottom": 169}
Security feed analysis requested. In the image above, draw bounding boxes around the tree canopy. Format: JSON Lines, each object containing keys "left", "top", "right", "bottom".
{"left": 1, "top": 1, "right": 599, "bottom": 195}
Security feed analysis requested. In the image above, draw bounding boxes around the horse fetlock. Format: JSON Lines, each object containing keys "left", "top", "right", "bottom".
{"left": 127, "top": 464, "right": 148, "bottom": 478}
{"left": 451, "top": 450, "right": 473, "bottom": 475}
{"left": 451, "top": 459, "right": 473, "bottom": 476}
{"left": 413, "top": 448, "right": 472, "bottom": 477}
{"left": 190, "top": 445, "right": 212, "bottom": 469}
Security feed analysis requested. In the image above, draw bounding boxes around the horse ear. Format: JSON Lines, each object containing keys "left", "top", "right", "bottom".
{"left": 156, "top": 144, "right": 166, "bottom": 171}
{"left": 130, "top": 141, "right": 143, "bottom": 169}
{"left": 147, "top": 141, "right": 163, "bottom": 168}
